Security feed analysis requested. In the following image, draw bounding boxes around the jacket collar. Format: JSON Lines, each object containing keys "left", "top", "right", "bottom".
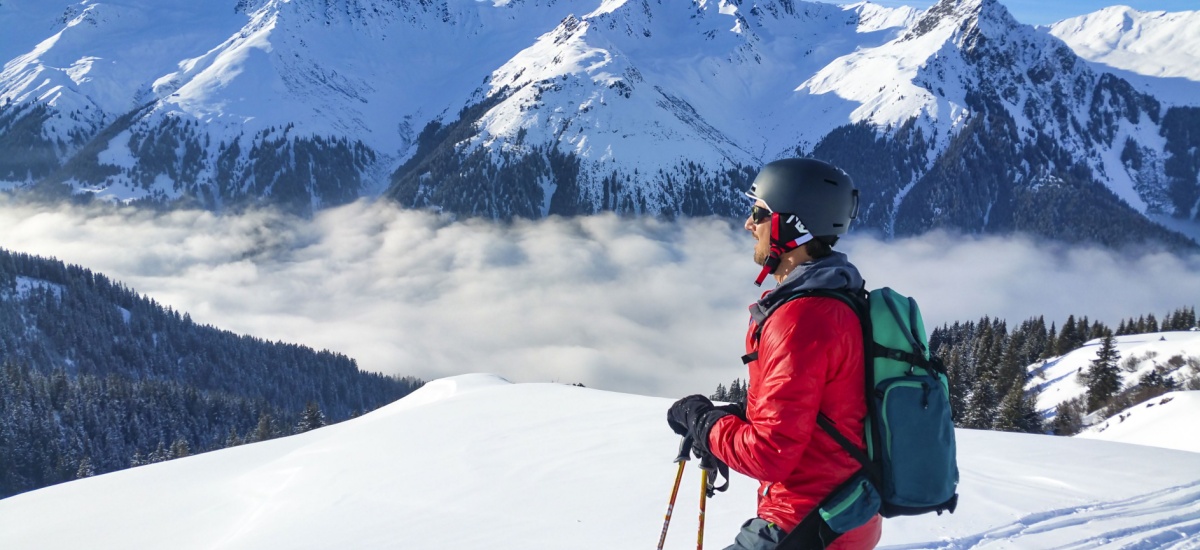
{"left": 749, "top": 251, "right": 864, "bottom": 327}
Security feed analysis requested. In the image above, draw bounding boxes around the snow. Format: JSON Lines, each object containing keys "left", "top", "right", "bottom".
{"left": 1047, "top": 6, "right": 1200, "bottom": 82}
{"left": 1046, "top": 6, "right": 1200, "bottom": 106}
{"left": 3, "top": 0, "right": 1196, "bottom": 222}
{"left": 12, "top": 275, "right": 64, "bottom": 299}
{"left": 1077, "top": 391, "right": 1200, "bottom": 453}
{"left": 1030, "top": 331, "right": 1200, "bottom": 418}
{"left": 2, "top": 374, "right": 1200, "bottom": 549}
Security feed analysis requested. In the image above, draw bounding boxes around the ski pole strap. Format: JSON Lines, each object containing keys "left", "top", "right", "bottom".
{"left": 698, "top": 453, "right": 730, "bottom": 497}
{"left": 676, "top": 436, "right": 695, "bottom": 463}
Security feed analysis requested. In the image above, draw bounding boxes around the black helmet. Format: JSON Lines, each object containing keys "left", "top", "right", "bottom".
{"left": 746, "top": 158, "right": 859, "bottom": 238}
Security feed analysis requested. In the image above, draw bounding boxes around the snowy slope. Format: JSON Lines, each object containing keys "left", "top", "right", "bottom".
{"left": 0, "top": 0, "right": 595, "bottom": 150}
{"left": 1048, "top": 6, "right": 1200, "bottom": 82}
{"left": 1046, "top": 6, "right": 1200, "bottom": 106}
{"left": 2, "top": 374, "right": 1200, "bottom": 549}
{"left": 1030, "top": 331, "right": 1200, "bottom": 417}
{"left": 0, "top": 0, "right": 604, "bottom": 205}
{"left": 1077, "top": 391, "right": 1200, "bottom": 453}
{"left": 467, "top": 0, "right": 931, "bottom": 178}
{"left": 409, "top": 0, "right": 925, "bottom": 216}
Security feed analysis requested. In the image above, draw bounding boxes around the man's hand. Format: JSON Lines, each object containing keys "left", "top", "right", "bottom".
{"left": 667, "top": 394, "right": 736, "bottom": 459}
{"left": 667, "top": 394, "right": 716, "bottom": 437}
{"left": 668, "top": 395, "right": 734, "bottom": 495}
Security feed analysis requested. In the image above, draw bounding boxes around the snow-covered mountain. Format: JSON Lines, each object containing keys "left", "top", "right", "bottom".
{"left": 1, "top": 0, "right": 1198, "bottom": 247}
{"left": 2, "top": 373, "right": 1200, "bottom": 549}
{"left": 1047, "top": 6, "right": 1200, "bottom": 83}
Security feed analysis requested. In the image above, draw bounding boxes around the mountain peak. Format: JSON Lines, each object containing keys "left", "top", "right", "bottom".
{"left": 903, "top": 0, "right": 1017, "bottom": 41}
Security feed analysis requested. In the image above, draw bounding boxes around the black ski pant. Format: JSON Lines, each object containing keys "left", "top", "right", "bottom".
{"left": 724, "top": 518, "right": 787, "bottom": 550}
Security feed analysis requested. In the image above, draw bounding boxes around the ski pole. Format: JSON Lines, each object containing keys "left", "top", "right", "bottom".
{"left": 697, "top": 467, "right": 709, "bottom": 550}
{"left": 696, "top": 452, "right": 719, "bottom": 550}
{"left": 658, "top": 436, "right": 694, "bottom": 550}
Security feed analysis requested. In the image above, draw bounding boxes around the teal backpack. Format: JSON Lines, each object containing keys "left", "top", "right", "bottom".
{"left": 751, "top": 286, "right": 959, "bottom": 548}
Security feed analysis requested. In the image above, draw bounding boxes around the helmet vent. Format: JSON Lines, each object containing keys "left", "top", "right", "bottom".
{"left": 824, "top": 179, "right": 839, "bottom": 185}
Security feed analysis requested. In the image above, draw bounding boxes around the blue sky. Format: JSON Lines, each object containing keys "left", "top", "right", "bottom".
{"left": 822, "top": 0, "right": 1198, "bottom": 26}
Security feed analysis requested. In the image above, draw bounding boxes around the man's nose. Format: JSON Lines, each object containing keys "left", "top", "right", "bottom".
{"left": 744, "top": 215, "right": 756, "bottom": 232}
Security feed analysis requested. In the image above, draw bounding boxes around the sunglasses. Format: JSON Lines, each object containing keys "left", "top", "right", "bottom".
{"left": 750, "top": 205, "right": 772, "bottom": 224}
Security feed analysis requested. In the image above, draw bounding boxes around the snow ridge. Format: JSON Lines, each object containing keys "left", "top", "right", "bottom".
{"left": 3, "top": 377, "right": 1200, "bottom": 549}
{"left": 0, "top": 0, "right": 1198, "bottom": 242}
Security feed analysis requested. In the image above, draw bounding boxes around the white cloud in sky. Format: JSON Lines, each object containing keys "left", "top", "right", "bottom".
{"left": 1, "top": 198, "right": 1198, "bottom": 398}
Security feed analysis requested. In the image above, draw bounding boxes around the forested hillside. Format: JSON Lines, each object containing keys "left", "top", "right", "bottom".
{"left": 0, "top": 248, "right": 421, "bottom": 498}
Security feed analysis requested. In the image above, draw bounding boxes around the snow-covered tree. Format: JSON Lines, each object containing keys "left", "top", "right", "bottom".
{"left": 296, "top": 402, "right": 326, "bottom": 433}
{"left": 1050, "top": 398, "right": 1086, "bottom": 436}
{"left": 75, "top": 457, "right": 94, "bottom": 479}
{"left": 1085, "top": 333, "right": 1122, "bottom": 413}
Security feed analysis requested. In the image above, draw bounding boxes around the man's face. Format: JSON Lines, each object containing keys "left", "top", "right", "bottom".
{"left": 745, "top": 201, "right": 772, "bottom": 266}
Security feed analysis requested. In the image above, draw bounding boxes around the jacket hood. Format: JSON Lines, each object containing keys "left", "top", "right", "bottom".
{"left": 750, "top": 251, "right": 864, "bottom": 327}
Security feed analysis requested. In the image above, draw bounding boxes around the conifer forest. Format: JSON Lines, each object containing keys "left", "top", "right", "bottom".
{"left": 0, "top": 248, "right": 422, "bottom": 498}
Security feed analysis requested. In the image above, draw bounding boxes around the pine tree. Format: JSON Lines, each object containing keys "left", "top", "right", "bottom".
{"left": 1042, "top": 322, "right": 1058, "bottom": 359}
{"left": 296, "top": 401, "right": 326, "bottom": 433}
{"left": 149, "top": 441, "right": 169, "bottom": 464}
{"left": 1059, "top": 315, "right": 1079, "bottom": 353}
{"left": 1085, "top": 333, "right": 1122, "bottom": 413}
{"left": 962, "top": 380, "right": 999, "bottom": 430}
{"left": 252, "top": 411, "right": 276, "bottom": 442}
{"left": 944, "top": 346, "right": 972, "bottom": 424}
{"left": 225, "top": 428, "right": 243, "bottom": 448}
{"left": 1137, "top": 368, "right": 1179, "bottom": 392}
{"left": 1147, "top": 313, "right": 1159, "bottom": 333}
{"left": 995, "top": 381, "right": 1026, "bottom": 433}
{"left": 728, "top": 378, "right": 747, "bottom": 405}
{"left": 1050, "top": 398, "right": 1085, "bottom": 436}
{"left": 170, "top": 438, "right": 190, "bottom": 459}
{"left": 75, "top": 457, "right": 95, "bottom": 479}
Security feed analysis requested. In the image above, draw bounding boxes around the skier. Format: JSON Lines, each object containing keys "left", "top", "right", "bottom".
{"left": 668, "top": 158, "right": 882, "bottom": 549}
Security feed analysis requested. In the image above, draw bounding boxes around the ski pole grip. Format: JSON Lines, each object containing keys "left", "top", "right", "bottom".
{"left": 675, "top": 436, "right": 694, "bottom": 463}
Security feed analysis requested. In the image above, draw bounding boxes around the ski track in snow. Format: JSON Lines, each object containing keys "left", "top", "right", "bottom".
{"left": 884, "top": 480, "right": 1200, "bottom": 550}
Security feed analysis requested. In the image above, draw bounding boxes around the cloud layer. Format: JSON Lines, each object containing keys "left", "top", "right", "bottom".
{"left": 2, "top": 198, "right": 1198, "bottom": 397}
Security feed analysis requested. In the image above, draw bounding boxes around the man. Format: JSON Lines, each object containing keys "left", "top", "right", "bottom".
{"left": 668, "top": 158, "right": 882, "bottom": 549}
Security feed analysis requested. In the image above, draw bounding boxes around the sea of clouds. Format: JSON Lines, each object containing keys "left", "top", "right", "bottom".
{"left": 2, "top": 198, "right": 1199, "bottom": 397}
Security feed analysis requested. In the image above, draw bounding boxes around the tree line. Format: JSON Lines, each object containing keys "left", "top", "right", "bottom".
{"left": 0, "top": 248, "right": 422, "bottom": 498}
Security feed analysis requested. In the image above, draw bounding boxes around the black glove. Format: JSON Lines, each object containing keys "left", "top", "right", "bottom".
{"left": 667, "top": 395, "right": 714, "bottom": 436}
{"left": 667, "top": 395, "right": 731, "bottom": 458}
{"left": 714, "top": 402, "right": 746, "bottom": 420}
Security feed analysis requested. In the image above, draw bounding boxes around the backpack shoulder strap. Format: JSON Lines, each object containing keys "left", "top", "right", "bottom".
{"left": 743, "top": 287, "right": 867, "bottom": 363}
{"left": 803, "top": 289, "right": 884, "bottom": 486}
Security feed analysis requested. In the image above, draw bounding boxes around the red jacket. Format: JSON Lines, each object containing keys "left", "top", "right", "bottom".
{"left": 708, "top": 295, "right": 882, "bottom": 548}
